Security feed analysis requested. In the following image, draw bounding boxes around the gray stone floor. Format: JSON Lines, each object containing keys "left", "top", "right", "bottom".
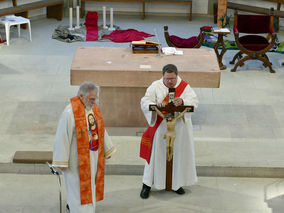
{"left": 0, "top": 13, "right": 284, "bottom": 212}
{"left": 1, "top": 174, "right": 284, "bottom": 213}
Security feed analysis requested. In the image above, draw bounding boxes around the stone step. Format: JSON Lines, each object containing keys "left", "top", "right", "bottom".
{"left": 1, "top": 136, "right": 284, "bottom": 177}
{"left": 2, "top": 163, "right": 284, "bottom": 178}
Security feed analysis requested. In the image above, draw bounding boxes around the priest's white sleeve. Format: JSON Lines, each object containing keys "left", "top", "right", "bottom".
{"left": 182, "top": 85, "right": 198, "bottom": 108}
{"left": 181, "top": 85, "right": 199, "bottom": 122}
{"left": 104, "top": 130, "right": 116, "bottom": 158}
{"left": 141, "top": 82, "right": 158, "bottom": 126}
{"left": 52, "top": 105, "right": 74, "bottom": 168}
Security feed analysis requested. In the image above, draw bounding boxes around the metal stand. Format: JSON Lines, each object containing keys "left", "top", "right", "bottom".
{"left": 46, "top": 162, "right": 62, "bottom": 213}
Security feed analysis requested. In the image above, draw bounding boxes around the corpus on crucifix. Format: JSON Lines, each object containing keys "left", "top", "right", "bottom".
{"left": 150, "top": 104, "right": 193, "bottom": 162}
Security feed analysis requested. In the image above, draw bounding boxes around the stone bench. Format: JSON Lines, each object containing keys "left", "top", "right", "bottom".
{"left": 81, "top": 0, "right": 192, "bottom": 21}
{"left": 0, "top": 0, "right": 64, "bottom": 21}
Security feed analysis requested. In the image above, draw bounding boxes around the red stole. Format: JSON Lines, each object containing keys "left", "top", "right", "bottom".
{"left": 140, "top": 80, "right": 188, "bottom": 163}
{"left": 70, "top": 96, "right": 105, "bottom": 205}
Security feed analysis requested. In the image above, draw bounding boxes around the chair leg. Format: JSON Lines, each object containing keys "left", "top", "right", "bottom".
{"left": 27, "top": 20, "right": 32, "bottom": 42}
{"left": 5, "top": 23, "right": 10, "bottom": 46}
{"left": 258, "top": 55, "right": 275, "bottom": 73}
{"left": 17, "top": 24, "right": 20, "bottom": 37}
{"left": 262, "top": 54, "right": 272, "bottom": 66}
{"left": 230, "top": 51, "right": 242, "bottom": 64}
{"left": 231, "top": 55, "right": 250, "bottom": 72}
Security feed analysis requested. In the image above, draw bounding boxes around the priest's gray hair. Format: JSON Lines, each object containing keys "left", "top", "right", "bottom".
{"left": 162, "top": 64, "right": 178, "bottom": 75}
{"left": 77, "top": 81, "right": 98, "bottom": 97}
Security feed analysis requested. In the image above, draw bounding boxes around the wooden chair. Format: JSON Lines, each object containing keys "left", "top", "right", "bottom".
{"left": 164, "top": 26, "right": 206, "bottom": 48}
{"left": 230, "top": 10, "right": 277, "bottom": 73}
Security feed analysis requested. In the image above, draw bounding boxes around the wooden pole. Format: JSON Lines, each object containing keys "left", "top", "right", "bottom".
{"left": 166, "top": 158, "right": 173, "bottom": 191}
{"left": 217, "top": 0, "right": 227, "bottom": 28}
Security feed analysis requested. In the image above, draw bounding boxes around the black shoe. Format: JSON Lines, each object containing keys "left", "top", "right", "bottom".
{"left": 66, "top": 204, "right": 70, "bottom": 211}
{"left": 140, "top": 184, "right": 151, "bottom": 199}
{"left": 175, "top": 187, "right": 185, "bottom": 195}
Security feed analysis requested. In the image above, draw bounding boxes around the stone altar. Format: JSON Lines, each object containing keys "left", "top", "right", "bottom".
{"left": 70, "top": 47, "right": 220, "bottom": 127}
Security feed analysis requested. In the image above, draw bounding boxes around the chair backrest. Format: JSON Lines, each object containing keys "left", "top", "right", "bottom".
{"left": 235, "top": 14, "right": 272, "bottom": 34}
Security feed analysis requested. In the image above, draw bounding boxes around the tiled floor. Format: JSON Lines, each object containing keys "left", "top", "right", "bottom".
{"left": 1, "top": 174, "right": 284, "bottom": 213}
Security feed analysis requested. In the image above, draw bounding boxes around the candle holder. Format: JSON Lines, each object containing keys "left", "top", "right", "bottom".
{"left": 103, "top": 6, "right": 108, "bottom": 29}
{"left": 75, "top": 5, "right": 80, "bottom": 29}
{"left": 68, "top": 7, "right": 74, "bottom": 31}
{"left": 109, "top": 8, "right": 115, "bottom": 31}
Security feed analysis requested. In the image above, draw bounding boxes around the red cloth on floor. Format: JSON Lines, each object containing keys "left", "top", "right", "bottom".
{"left": 103, "top": 29, "right": 154, "bottom": 42}
{"left": 85, "top": 11, "right": 98, "bottom": 41}
{"left": 86, "top": 26, "right": 98, "bottom": 41}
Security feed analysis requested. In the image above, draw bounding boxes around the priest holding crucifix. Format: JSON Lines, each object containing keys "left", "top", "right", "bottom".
{"left": 140, "top": 64, "right": 198, "bottom": 199}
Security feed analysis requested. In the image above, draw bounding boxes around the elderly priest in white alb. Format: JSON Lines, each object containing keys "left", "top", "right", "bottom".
{"left": 52, "top": 82, "right": 116, "bottom": 213}
{"left": 140, "top": 64, "right": 198, "bottom": 199}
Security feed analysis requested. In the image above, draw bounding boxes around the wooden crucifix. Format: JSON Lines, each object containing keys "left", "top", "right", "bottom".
{"left": 149, "top": 88, "right": 194, "bottom": 191}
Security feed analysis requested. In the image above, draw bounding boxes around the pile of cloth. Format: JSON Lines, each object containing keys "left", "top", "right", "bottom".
{"left": 102, "top": 29, "right": 154, "bottom": 42}
{"left": 52, "top": 11, "right": 154, "bottom": 43}
{"left": 52, "top": 25, "right": 85, "bottom": 43}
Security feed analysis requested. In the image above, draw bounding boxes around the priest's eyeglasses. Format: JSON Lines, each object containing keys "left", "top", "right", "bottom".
{"left": 164, "top": 78, "right": 177, "bottom": 82}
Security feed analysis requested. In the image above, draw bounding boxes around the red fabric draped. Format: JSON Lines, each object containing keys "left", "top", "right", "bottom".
{"left": 85, "top": 11, "right": 98, "bottom": 41}
{"left": 103, "top": 29, "right": 154, "bottom": 42}
{"left": 169, "top": 35, "right": 199, "bottom": 48}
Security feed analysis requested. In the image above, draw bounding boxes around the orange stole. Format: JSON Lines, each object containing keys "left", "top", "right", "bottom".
{"left": 70, "top": 96, "right": 105, "bottom": 205}
{"left": 140, "top": 80, "right": 188, "bottom": 163}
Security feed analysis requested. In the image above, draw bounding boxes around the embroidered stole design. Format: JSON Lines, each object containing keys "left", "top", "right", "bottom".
{"left": 87, "top": 113, "right": 99, "bottom": 151}
{"left": 140, "top": 80, "right": 188, "bottom": 163}
{"left": 71, "top": 96, "right": 105, "bottom": 204}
